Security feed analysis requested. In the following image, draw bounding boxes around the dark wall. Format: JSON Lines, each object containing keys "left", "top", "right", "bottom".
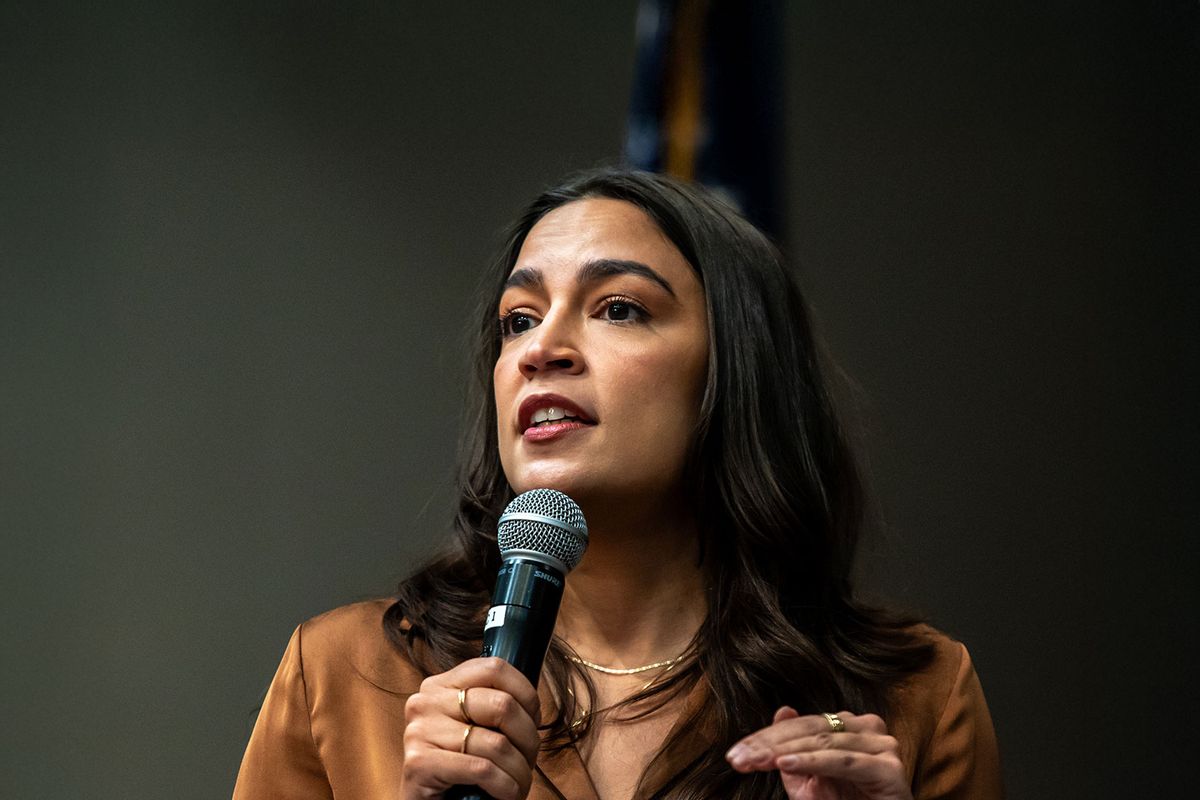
{"left": 1, "top": 3, "right": 1194, "bottom": 798}
{"left": 785, "top": 5, "right": 1197, "bottom": 797}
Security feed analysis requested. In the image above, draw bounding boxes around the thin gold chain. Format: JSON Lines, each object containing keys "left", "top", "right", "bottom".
{"left": 566, "top": 655, "right": 686, "bottom": 728}
{"left": 566, "top": 652, "right": 687, "bottom": 675}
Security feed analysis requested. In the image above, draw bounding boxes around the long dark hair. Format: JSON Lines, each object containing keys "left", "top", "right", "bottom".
{"left": 386, "top": 169, "right": 934, "bottom": 798}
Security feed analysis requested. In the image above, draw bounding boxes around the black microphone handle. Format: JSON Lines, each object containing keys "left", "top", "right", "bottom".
{"left": 445, "top": 559, "right": 565, "bottom": 800}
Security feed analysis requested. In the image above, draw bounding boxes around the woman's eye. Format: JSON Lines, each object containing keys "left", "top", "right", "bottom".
{"left": 602, "top": 298, "right": 647, "bottom": 323}
{"left": 607, "top": 302, "right": 632, "bottom": 321}
{"left": 500, "top": 312, "right": 538, "bottom": 337}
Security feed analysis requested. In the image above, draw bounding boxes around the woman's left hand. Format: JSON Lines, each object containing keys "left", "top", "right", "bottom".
{"left": 725, "top": 707, "right": 912, "bottom": 800}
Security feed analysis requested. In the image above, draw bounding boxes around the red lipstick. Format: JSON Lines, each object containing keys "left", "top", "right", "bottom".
{"left": 523, "top": 419, "right": 590, "bottom": 442}
{"left": 517, "top": 393, "right": 596, "bottom": 441}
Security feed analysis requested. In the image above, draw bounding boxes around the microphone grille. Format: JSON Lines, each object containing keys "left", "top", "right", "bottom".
{"left": 497, "top": 489, "right": 589, "bottom": 574}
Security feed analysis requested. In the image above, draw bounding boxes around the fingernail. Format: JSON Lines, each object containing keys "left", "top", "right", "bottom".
{"left": 777, "top": 754, "right": 799, "bottom": 770}
{"left": 725, "top": 744, "right": 747, "bottom": 763}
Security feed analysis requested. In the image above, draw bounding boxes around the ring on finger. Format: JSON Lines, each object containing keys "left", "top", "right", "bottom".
{"left": 822, "top": 712, "right": 846, "bottom": 733}
{"left": 458, "top": 687, "right": 477, "bottom": 725}
{"left": 461, "top": 723, "right": 475, "bottom": 754}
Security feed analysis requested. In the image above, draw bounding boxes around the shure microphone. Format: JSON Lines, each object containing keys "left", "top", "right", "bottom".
{"left": 445, "top": 489, "right": 589, "bottom": 800}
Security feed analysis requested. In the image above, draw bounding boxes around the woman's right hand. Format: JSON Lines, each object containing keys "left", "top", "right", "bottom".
{"left": 401, "top": 657, "right": 541, "bottom": 800}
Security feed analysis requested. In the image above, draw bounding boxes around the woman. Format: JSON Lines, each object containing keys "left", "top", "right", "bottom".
{"left": 233, "top": 169, "right": 1002, "bottom": 800}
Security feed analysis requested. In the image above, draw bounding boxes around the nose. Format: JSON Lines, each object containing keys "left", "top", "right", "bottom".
{"left": 518, "top": 313, "right": 584, "bottom": 378}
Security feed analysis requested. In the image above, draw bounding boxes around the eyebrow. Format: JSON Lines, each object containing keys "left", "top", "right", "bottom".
{"left": 503, "top": 258, "right": 677, "bottom": 298}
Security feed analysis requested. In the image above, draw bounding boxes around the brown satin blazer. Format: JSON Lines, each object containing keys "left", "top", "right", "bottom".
{"left": 233, "top": 599, "right": 1002, "bottom": 799}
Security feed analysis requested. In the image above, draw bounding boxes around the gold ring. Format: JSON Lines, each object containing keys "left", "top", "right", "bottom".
{"left": 461, "top": 723, "right": 475, "bottom": 754}
{"left": 823, "top": 712, "right": 846, "bottom": 733}
{"left": 458, "top": 687, "right": 476, "bottom": 725}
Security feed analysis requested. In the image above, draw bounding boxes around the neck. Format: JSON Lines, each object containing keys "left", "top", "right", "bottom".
{"left": 555, "top": 499, "right": 708, "bottom": 668}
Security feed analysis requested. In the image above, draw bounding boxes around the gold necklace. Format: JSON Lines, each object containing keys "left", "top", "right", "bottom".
{"left": 566, "top": 655, "right": 686, "bottom": 729}
{"left": 566, "top": 652, "right": 687, "bottom": 675}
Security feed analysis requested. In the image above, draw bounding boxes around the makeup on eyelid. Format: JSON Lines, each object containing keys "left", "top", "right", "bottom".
{"left": 498, "top": 294, "right": 650, "bottom": 338}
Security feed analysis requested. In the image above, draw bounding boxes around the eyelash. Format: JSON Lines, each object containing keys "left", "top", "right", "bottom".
{"left": 600, "top": 295, "right": 648, "bottom": 323}
{"left": 497, "top": 295, "right": 650, "bottom": 338}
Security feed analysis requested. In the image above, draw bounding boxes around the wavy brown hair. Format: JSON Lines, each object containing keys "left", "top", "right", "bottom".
{"left": 386, "top": 169, "right": 934, "bottom": 798}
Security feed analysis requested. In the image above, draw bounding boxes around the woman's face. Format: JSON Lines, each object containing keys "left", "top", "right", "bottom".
{"left": 493, "top": 198, "right": 709, "bottom": 511}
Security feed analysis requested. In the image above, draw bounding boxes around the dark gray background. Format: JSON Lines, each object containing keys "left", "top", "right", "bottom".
{"left": 1, "top": 2, "right": 1195, "bottom": 798}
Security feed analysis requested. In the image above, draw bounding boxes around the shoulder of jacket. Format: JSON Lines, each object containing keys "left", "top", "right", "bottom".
{"left": 911, "top": 623, "right": 967, "bottom": 675}
{"left": 292, "top": 597, "right": 424, "bottom": 692}
{"left": 300, "top": 597, "right": 395, "bottom": 642}
{"left": 889, "top": 623, "right": 969, "bottom": 718}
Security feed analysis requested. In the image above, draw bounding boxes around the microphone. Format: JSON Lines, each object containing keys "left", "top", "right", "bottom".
{"left": 445, "top": 489, "right": 589, "bottom": 800}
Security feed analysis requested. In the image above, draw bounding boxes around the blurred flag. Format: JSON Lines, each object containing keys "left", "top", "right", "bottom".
{"left": 625, "top": 0, "right": 785, "bottom": 239}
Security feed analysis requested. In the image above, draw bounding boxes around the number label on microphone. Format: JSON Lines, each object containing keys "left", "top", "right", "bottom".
{"left": 484, "top": 605, "right": 507, "bottom": 630}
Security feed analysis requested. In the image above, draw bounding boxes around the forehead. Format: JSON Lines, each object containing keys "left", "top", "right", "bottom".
{"left": 512, "top": 198, "right": 695, "bottom": 284}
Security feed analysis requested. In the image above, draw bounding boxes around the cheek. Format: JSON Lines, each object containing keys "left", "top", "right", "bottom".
{"left": 637, "top": 335, "right": 707, "bottom": 407}
{"left": 613, "top": 347, "right": 707, "bottom": 438}
{"left": 493, "top": 354, "right": 517, "bottom": 412}
{"left": 493, "top": 357, "right": 520, "bottom": 466}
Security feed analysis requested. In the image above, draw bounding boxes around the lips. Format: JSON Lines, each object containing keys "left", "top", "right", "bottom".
{"left": 517, "top": 393, "right": 596, "bottom": 433}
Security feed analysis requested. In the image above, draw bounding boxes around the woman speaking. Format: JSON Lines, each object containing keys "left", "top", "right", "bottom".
{"left": 233, "top": 169, "right": 1002, "bottom": 799}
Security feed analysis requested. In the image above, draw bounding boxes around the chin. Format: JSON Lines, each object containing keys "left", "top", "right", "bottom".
{"left": 510, "top": 473, "right": 669, "bottom": 518}
{"left": 502, "top": 453, "right": 682, "bottom": 510}
{"left": 507, "top": 470, "right": 592, "bottom": 499}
